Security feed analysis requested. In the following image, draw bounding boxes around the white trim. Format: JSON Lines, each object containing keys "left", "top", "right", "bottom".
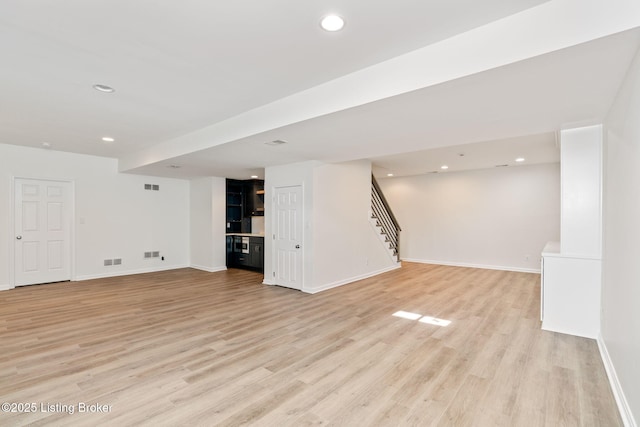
{"left": 401, "top": 258, "right": 540, "bottom": 274}
{"left": 190, "top": 264, "right": 227, "bottom": 273}
{"left": 303, "top": 263, "right": 401, "bottom": 294}
{"left": 597, "top": 334, "right": 637, "bottom": 427}
{"left": 8, "top": 177, "right": 16, "bottom": 288}
{"left": 74, "top": 263, "right": 190, "bottom": 281}
{"left": 540, "top": 324, "right": 597, "bottom": 340}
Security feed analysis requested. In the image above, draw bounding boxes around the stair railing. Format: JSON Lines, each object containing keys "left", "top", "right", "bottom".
{"left": 371, "top": 175, "right": 401, "bottom": 260}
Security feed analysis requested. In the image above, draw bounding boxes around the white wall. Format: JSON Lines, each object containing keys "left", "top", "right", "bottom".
{"left": 560, "top": 125, "right": 603, "bottom": 257}
{"left": 602, "top": 48, "right": 640, "bottom": 425}
{"left": 379, "top": 163, "right": 560, "bottom": 272}
{"left": 311, "top": 160, "right": 399, "bottom": 293}
{"left": 264, "top": 160, "right": 399, "bottom": 293}
{"left": 189, "top": 177, "right": 226, "bottom": 272}
{"left": 0, "top": 144, "right": 190, "bottom": 289}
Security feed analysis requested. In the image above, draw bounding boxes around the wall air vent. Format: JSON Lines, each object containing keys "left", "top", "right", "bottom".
{"left": 152, "top": 251, "right": 160, "bottom": 258}
{"left": 104, "top": 259, "right": 113, "bottom": 266}
{"left": 152, "top": 184, "right": 159, "bottom": 191}
{"left": 144, "top": 184, "right": 152, "bottom": 190}
{"left": 113, "top": 258, "right": 122, "bottom": 265}
{"left": 144, "top": 252, "right": 152, "bottom": 259}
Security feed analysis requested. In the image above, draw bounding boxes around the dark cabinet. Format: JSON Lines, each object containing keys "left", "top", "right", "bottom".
{"left": 227, "top": 235, "right": 264, "bottom": 273}
{"left": 227, "top": 179, "right": 264, "bottom": 233}
{"left": 244, "top": 180, "right": 265, "bottom": 217}
{"left": 250, "top": 238, "right": 264, "bottom": 271}
{"left": 226, "top": 180, "right": 244, "bottom": 233}
{"left": 234, "top": 252, "right": 251, "bottom": 267}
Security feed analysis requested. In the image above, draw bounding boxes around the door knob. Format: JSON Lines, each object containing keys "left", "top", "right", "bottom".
{"left": 295, "top": 244, "right": 300, "bottom": 249}
{"left": 16, "top": 235, "right": 22, "bottom": 240}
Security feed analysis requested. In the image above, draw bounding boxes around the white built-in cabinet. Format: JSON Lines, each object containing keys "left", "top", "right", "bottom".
{"left": 541, "top": 125, "right": 602, "bottom": 339}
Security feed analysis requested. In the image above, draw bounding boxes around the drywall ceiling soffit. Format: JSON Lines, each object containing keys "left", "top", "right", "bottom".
{"left": 127, "top": 28, "right": 640, "bottom": 180}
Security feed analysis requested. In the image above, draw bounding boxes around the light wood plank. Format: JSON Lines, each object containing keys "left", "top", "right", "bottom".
{"left": 0, "top": 263, "right": 622, "bottom": 426}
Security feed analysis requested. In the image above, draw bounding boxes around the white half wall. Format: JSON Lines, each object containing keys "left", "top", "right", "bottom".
{"left": 602, "top": 47, "right": 640, "bottom": 427}
{"left": 189, "top": 177, "right": 227, "bottom": 272}
{"left": 0, "top": 144, "right": 190, "bottom": 289}
{"left": 378, "top": 163, "right": 560, "bottom": 272}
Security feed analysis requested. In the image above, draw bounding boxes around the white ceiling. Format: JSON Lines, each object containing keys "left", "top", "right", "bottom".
{"left": 1, "top": 1, "right": 639, "bottom": 179}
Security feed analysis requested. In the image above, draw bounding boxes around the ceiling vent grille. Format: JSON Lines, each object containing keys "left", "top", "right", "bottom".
{"left": 265, "top": 139, "right": 287, "bottom": 146}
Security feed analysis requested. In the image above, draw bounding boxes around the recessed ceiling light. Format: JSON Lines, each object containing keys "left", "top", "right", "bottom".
{"left": 387, "top": 173, "right": 394, "bottom": 177}
{"left": 441, "top": 165, "right": 449, "bottom": 170}
{"left": 93, "top": 84, "right": 115, "bottom": 93}
{"left": 251, "top": 175, "right": 258, "bottom": 179}
{"left": 320, "top": 15, "right": 345, "bottom": 32}
{"left": 101, "top": 137, "right": 115, "bottom": 142}
{"left": 515, "top": 157, "right": 525, "bottom": 162}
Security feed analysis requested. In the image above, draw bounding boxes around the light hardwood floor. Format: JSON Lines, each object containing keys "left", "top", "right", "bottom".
{"left": 0, "top": 263, "right": 621, "bottom": 426}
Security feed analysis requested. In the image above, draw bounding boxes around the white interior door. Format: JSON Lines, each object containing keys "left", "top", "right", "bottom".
{"left": 14, "top": 178, "right": 72, "bottom": 286}
{"left": 273, "top": 185, "right": 303, "bottom": 290}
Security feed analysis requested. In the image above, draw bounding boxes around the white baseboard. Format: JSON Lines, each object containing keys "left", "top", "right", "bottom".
{"left": 401, "top": 258, "right": 540, "bottom": 274}
{"left": 190, "top": 264, "right": 227, "bottom": 273}
{"left": 541, "top": 323, "right": 598, "bottom": 340}
{"left": 597, "top": 334, "right": 637, "bottom": 427}
{"left": 74, "top": 263, "right": 190, "bottom": 281}
{"left": 0, "top": 283, "right": 12, "bottom": 291}
{"left": 304, "top": 263, "right": 401, "bottom": 294}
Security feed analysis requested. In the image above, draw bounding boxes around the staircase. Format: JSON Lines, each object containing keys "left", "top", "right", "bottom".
{"left": 370, "top": 175, "right": 401, "bottom": 263}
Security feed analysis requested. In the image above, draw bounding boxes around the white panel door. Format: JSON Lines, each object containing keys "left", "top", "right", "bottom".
{"left": 273, "top": 185, "right": 303, "bottom": 290}
{"left": 14, "top": 179, "right": 72, "bottom": 286}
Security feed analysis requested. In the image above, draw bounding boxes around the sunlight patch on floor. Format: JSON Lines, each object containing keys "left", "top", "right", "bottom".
{"left": 393, "top": 311, "right": 451, "bottom": 326}
{"left": 392, "top": 310, "right": 422, "bottom": 320}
